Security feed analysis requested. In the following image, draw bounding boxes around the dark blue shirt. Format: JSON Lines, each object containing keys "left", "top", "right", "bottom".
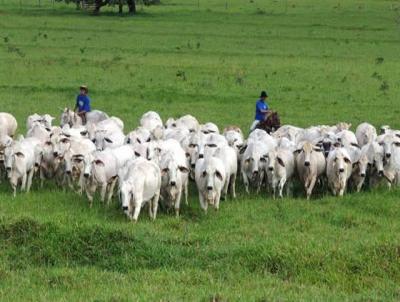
{"left": 76, "top": 94, "right": 91, "bottom": 112}
{"left": 255, "top": 99, "right": 268, "bottom": 121}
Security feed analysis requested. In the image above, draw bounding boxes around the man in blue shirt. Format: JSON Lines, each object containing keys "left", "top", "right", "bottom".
{"left": 74, "top": 85, "right": 91, "bottom": 124}
{"left": 250, "top": 91, "right": 269, "bottom": 131}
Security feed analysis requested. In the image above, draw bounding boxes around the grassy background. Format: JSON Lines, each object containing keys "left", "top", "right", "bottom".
{"left": 0, "top": 0, "right": 400, "bottom": 300}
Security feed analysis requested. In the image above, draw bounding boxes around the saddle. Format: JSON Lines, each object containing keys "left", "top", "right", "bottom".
{"left": 255, "top": 110, "right": 281, "bottom": 134}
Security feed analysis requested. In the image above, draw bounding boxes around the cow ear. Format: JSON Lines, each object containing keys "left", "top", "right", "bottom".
{"left": 95, "top": 159, "right": 104, "bottom": 166}
{"left": 178, "top": 166, "right": 189, "bottom": 173}
{"left": 313, "top": 147, "right": 323, "bottom": 152}
{"left": 277, "top": 157, "right": 285, "bottom": 167}
{"left": 239, "top": 145, "right": 247, "bottom": 154}
{"left": 215, "top": 170, "right": 224, "bottom": 181}
{"left": 344, "top": 157, "right": 351, "bottom": 164}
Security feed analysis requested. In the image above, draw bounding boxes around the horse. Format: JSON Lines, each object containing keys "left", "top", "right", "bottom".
{"left": 255, "top": 111, "right": 281, "bottom": 134}
{"left": 60, "top": 108, "right": 109, "bottom": 128}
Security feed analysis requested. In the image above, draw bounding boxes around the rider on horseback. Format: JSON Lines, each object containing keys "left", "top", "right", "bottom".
{"left": 74, "top": 85, "right": 91, "bottom": 125}
{"left": 250, "top": 91, "right": 269, "bottom": 131}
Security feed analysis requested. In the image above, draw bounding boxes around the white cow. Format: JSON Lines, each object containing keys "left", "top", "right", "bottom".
{"left": 240, "top": 141, "right": 268, "bottom": 194}
{"left": 355, "top": 122, "right": 377, "bottom": 147}
{"left": 378, "top": 135, "right": 400, "bottom": 187}
{"left": 205, "top": 144, "right": 237, "bottom": 200}
{"left": 60, "top": 124, "right": 88, "bottom": 139}
{"left": 186, "top": 131, "right": 207, "bottom": 171}
{"left": 0, "top": 135, "right": 13, "bottom": 175}
{"left": 265, "top": 148, "right": 295, "bottom": 198}
{"left": 93, "top": 128, "right": 125, "bottom": 151}
{"left": 56, "top": 137, "right": 96, "bottom": 193}
{"left": 26, "top": 123, "right": 51, "bottom": 143}
{"left": 4, "top": 137, "right": 41, "bottom": 197}
{"left": 26, "top": 113, "right": 54, "bottom": 130}
{"left": 159, "top": 151, "right": 189, "bottom": 216}
{"left": 86, "top": 117, "right": 124, "bottom": 140}
{"left": 0, "top": 112, "right": 18, "bottom": 137}
{"left": 164, "top": 127, "right": 191, "bottom": 148}
{"left": 126, "top": 127, "right": 152, "bottom": 145}
{"left": 85, "top": 150, "right": 119, "bottom": 206}
{"left": 195, "top": 157, "right": 226, "bottom": 212}
{"left": 223, "top": 128, "right": 244, "bottom": 151}
{"left": 120, "top": 158, "right": 161, "bottom": 222}
{"left": 201, "top": 122, "right": 219, "bottom": 134}
{"left": 272, "top": 125, "right": 303, "bottom": 142}
{"left": 0, "top": 113, "right": 18, "bottom": 166}
{"left": 326, "top": 147, "right": 352, "bottom": 196}
{"left": 140, "top": 111, "right": 163, "bottom": 133}
{"left": 295, "top": 142, "right": 326, "bottom": 199}
{"left": 336, "top": 130, "right": 358, "bottom": 148}
{"left": 350, "top": 153, "right": 369, "bottom": 192}
{"left": 166, "top": 115, "right": 200, "bottom": 133}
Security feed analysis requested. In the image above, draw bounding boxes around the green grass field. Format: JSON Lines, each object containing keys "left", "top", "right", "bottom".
{"left": 0, "top": 0, "right": 400, "bottom": 300}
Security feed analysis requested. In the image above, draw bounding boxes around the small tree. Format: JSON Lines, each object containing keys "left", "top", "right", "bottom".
{"left": 57, "top": 0, "right": 136, "bottom": 14}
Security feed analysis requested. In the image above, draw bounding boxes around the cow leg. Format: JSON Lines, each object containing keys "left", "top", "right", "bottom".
{"left": 286, "top": 180, "right": 292, "bottom": 197}
{"left": 67, "top": 174, "right": 73, "bottom": 190}
{"left": 106, "top": 177, "right": 117, "bottom": 205}
{"left": 306, "top": 177, "right": 317, "bottom": 200}
{"left": 77, "top": 172, "right": 85, "bottom": 195}
{"left": 199, "top": 193, "right": 207, "bottom": 213}
{"left": 174, "top": 189, "right": 182, "bottom": 218}
{"left": 100, "top": 184, "right": 107, "bottom": 203}
{"left": 184, "top": 180, "right": 189, "bottom": 205}
{"left": 356, "top": 177, "right": 363, "bottom": 192}
{"left": 86, "top": 181, "right": 97, "bottom": 208}
{"left": 242, "top": 171, "right": 250, "bottom": 194}
{"left": 40, "top": 167, "right": 45, "bottom": 188}
{"left": 26, "top": 168, "right": 35, "bottom": 193}
{"left": 151, "top": 192, "right": 160, "bottom": 220}
{"left": 21, "top": 172, "right": 27, "bottom": 191}
{"left": 222, "top": 178, "right": 229, "bottom": 201}
{"left": 278, "top": 177, "right": 286, "bottom": 198}
{"left": 132, "top": 201, "right": 142, "bottom": 222}
{"left": 230, "top": 173, "right": 237, "bottom": 199}
{"left": 148, "top": 201, "right": 153, "bottom": 218}
{"left": 10, "top": 177, "right": 17, "bottom": 198}
{"left": 256, "top": 171, "right": 265, "bottom": 194}
{"left": 214, "top": 192, "right": 221, "bottom": 210}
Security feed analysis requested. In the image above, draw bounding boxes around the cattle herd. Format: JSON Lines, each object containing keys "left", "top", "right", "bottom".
{"left": 0, "top": 109, "right": 399, "bottom": 222}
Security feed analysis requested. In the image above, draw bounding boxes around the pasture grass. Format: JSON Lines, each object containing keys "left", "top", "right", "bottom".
{"left": 0, "top": 0, "right": 400, "bottom": 300}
